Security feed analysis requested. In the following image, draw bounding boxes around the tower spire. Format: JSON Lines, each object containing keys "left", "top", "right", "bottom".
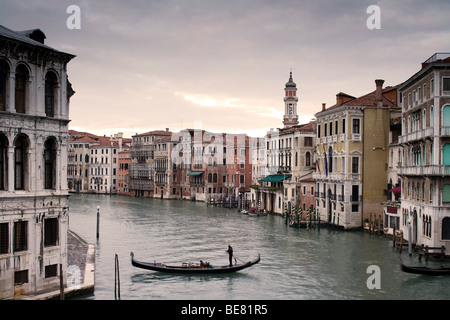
{"left": 283, "top": 71, "right": 299, "bottom": 128}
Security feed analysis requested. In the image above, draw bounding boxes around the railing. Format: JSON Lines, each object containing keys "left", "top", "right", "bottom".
{"left": 399, "top": 127, "right": 434, "bottom": 143}
{"left": 399, "top": 165, "right": 450, "bottom": 176}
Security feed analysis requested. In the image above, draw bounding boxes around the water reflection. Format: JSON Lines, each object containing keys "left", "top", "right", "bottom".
{"left": 68, "top": 194, "right": 450, "bottom": 300}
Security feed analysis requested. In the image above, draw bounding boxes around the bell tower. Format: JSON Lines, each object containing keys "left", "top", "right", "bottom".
{"left": 283, "top": 71, "right": 299, "bottom": 128}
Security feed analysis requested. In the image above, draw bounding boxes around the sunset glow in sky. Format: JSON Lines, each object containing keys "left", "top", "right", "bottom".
{"left": 2, "top": 0, "right": 450, "bottom": 137}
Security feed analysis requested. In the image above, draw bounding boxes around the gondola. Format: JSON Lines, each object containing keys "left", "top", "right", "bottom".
{"left": 130, "top": 252, "right": 260, "bottom": 274}
{"left": 401, "top": 263, "right": 450, "bottom": 276}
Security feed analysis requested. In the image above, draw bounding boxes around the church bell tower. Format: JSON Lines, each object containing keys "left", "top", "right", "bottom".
{"left": 283, "top": 71, "right": 299, "bottom": 128}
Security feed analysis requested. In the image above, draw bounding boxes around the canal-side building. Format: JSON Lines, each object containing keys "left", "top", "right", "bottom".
{"left": 88, "top": 139, "right": 120, "bottom": 194}
{"left": 252, "top": 72, "right": 316, "bottom": 214}
{"left": 67, "top": 133, "right": 95, "bottom": 193}
{"left": 0, "top": 26, "right": 75, "bottom": 298}
{"left": 398, "top": 53, "right": 450, "bottom": 253}
{"left": 129, "top": 129, "right": 171, "bottom": 197}
{"left": 313, "top": 80, "right": 400, "bottom": 229}
{"left": 225, "top": 133, "right": 252, "bottom": 204}
{"left": 117, "top": 149, "right": 132, "bottom": 195}
{"left": 67, "top": 130, "right": 130, "bottom": 194}
{"left": 382, "top": 113, "right": 402, "bottom": 235}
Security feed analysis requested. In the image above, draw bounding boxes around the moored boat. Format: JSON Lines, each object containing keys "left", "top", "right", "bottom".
{"left": 131, "top": 252, "right": 260, "bottom": 274}
{"left": 401, "top": 263, "right": 450, "bottom": 276}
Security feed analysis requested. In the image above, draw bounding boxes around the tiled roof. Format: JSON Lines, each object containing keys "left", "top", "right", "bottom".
{"left": 0, "top": 25, "right": 75, "bottom": 59}
{"left": 317, "top": 84, "right": 400, "bottom": 115}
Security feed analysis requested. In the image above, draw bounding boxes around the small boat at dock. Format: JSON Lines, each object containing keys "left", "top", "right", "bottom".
{"left": 400, "top": 263, "right": 450, "bottom": 276}
{"left": 131, "top": 252, "right": 260, "bottom": 274}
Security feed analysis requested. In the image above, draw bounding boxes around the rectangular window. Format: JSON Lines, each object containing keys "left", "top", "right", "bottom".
{"left": 304, "top": 137, "right": 312, "bottom": 147}
{"left": 351, "top": 157, "right": 359, "bottom": 174}
{"left": 443, "top": 78, "right": 450, "bottom": 94}
{"left": 14, "top": 270, "right": 28, "bottom": 285}
{"left": 0, "top": 222, "right": 8, "bottom": 254}
{"left": 14, "top": 221, "right": 27, "bottom": 252}
{"left": 45, "top": 264, "right": 58, "bottom": 278}
{"left": 44, "top": 218, "right": 58, "bottom": 247}
{"left": 352, "top": 119, "right": 360, "bottom": 134}
{"left": 342, "top": 118, "right": 346, "bottom": 134}
{"left": 351, "top": 185, "right": 359, "bottom": 202}
{"left": 318, "top": 125, "right": 321, "bottom": 138}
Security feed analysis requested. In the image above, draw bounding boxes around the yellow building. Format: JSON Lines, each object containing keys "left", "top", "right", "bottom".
{"left": 314, "top": 80, "right": 400, "bottom": 229}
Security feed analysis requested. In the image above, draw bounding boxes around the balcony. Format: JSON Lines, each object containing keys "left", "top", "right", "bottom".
{"left": 399, "top": 127, "right": 434, "bottom": 143}
{"left": 441, "top": 126, "right": 450, "bottom": 136}
{"left": 399, "top": 165, "right": 450, "bottom": 176}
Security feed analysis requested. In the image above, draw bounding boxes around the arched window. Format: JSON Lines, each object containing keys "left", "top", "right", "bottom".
{"left": 0, "top": 134, "right": 7, "bottom": 190}
{"left": 0, "top": 60, "right": 10, "bottom": 111}
{"left": 44, "top": 138, "right": 57, "bottom": 189}
{"left": 328, "top": 146, "right": 333, "bottom": 173}
{"left": 443, "top": 144, "right": 450, "bottom": 165}
{"left": 213, "top": 173, "right": 217, "bottom": 183}
{"left": 15, "top": 65, "right": 29, "bottom": 114}
{"left": 423, "top": 109, "right": 427, "bottom": 129}
{"left": 442, "top": 217, "right": 450, "bottom": 240}
{"left": 14, "top": 134, "right": 29, "bottom": 190}
{"left": 443, "top": 184, "right": 450, "bottom": 202}
{"left": 208, "top": 173, "right": 212, "bottom": 183}
{"left": 305, "top": 152, "right": 311, "bottom": 167}
{"left": 443, "top": 105, "right": 450, "bottom": 127}
{"left": 45, "top": 71, "right": 57, "bottom": 117}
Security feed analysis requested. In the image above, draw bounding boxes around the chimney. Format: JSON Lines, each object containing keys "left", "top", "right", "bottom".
{"left": 322, "top": 103, "right": 326, "bottom": 111}
{"left": 375, "top": 79, "right": 384, "bottom": 105}
{"left": 166, "top": 128, "right": 169, "bottom": 132}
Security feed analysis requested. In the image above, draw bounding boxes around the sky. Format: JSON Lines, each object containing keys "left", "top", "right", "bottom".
{"left": 1, "top": 0, "right": 449, "bottom": 138}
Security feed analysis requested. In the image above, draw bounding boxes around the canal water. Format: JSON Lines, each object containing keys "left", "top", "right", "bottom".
{"left": 68, "top": 194, "right": 450, "bottom": 300}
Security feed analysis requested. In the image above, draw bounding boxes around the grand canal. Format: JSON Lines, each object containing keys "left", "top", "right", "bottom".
{"left": 68, "top": 194, "right": 450, "bottom": 300}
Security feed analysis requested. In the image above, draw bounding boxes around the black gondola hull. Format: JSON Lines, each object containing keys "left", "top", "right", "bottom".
{"left": 401, "top": 264, "right": 450, "bottom": 276}
{"left": 131, "top": 252, "right": 260, "bottom": 274}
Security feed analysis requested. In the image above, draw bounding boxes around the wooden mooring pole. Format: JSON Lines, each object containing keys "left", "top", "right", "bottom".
{"left": 114, "top": 254, "right": 121, "bottom": 300}
{"left": 96, "top": 206, "right": 100, "bottom": 239}
{"left": 60, "top": 264, "right": 64, "bottom": 300}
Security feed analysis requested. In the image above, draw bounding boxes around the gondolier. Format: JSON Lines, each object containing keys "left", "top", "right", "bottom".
{"left": 226, "top": 245, "right": 233, "bottom": 267}
{"left": 130, "top": 252, "right": 260, "bottom": 274}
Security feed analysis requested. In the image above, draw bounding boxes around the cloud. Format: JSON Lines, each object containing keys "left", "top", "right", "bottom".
{"left": 2, "top": 0, "right": 450, "bottom": 138}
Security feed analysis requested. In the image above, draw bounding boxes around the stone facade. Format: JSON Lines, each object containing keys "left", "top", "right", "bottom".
{"left": 0, "top": 25, "right": 75, "bottom": 298}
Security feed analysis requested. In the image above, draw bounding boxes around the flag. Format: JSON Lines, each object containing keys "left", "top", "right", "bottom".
{"left": 316, "top": 159, "right": 321, "bottom": 173}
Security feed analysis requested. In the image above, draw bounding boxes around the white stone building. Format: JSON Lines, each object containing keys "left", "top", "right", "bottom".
{"left": 398, "top": 53, "right": 450, "bottom": 253}
{"left": 0, "top": 26, "right": 75, "bottom": 298}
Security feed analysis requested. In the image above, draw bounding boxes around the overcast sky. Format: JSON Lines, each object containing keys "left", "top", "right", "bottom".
{"left": 1, "top": 0, "right": 449, "bottom": 137}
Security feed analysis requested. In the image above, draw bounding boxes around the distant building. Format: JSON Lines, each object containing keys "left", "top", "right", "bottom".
{"left": 67, "top": 130, "right": 129, "bottom": 194}
{"left": 129, "top": 129, "right": 171, "bottom": 197}
{"left": 117, "top": 149, "right": 132, "bottom": 195}
{"left": 0, "top": 25, "right": 75, "bottom": 298}
{"left": 252, "top": 72, "right": 316, "bottom": 214}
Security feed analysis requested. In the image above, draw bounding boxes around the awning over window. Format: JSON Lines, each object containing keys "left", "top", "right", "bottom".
{"left": 388, "top": 186, "right": 401, "bottom": 193}
{"left": 260, "top": 174, "right": 291, "bottom": 182}
{"left": 187, "top": 171, "right": 204, "bottom": 176}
